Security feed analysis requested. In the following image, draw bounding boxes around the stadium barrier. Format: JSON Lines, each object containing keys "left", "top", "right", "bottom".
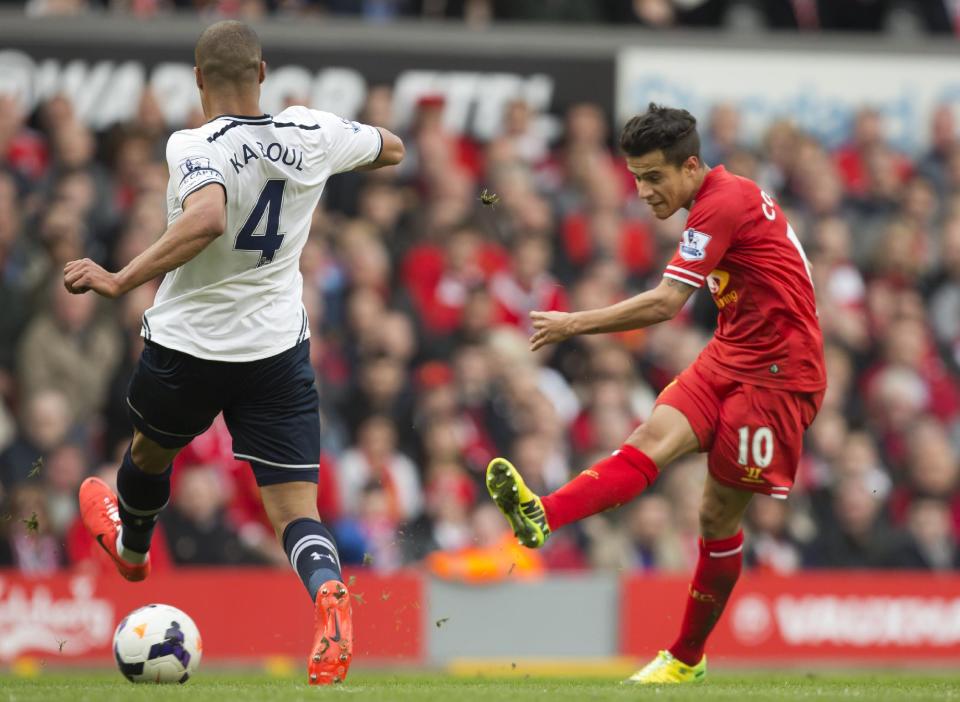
{"left": 622, "top": 572, "right": 960, "bottom": 665}
{"left": 2, "top": 568, "right": 959, "bottom": 668}
{"left": 0, "top": 568, "right": 424, "bottom": 666}
{"left": 0, "top": 14, "right": 612, "bottom": 142}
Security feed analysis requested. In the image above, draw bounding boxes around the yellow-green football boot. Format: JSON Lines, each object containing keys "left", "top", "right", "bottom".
{"left": 625, "top": 650, "right": 706, "bottom": 684}
{"left": 485, "top": 457, "right": 551, "bottom": 548}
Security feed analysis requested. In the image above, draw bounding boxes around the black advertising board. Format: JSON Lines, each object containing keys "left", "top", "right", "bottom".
{"left": 0, "top": 20, "right": 615, "bottom": 137}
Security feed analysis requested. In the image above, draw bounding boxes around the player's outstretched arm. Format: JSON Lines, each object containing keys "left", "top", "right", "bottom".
{"left": 352, "top": 127, "right": 404, "bottom": 171}
{"left": 529, "top": 277, "right": 695, "bottom": 351}
{"left": 63, "top": 183, "right": 226, "bottom": 298}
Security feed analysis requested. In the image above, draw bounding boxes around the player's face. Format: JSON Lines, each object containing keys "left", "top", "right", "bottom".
{"left": 626, "top": 150, "right": 700, "bottom": 219}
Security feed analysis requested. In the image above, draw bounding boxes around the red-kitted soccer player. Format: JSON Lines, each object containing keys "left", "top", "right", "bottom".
{"left": 486, "top": 103, "right": 826, "bottom": 684}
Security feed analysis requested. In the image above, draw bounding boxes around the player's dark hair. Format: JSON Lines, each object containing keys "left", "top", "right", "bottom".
{"left": 619, "top": 103, "right": 700, "bottom": 167}
{"left": 195, "top": 20, "right": 262, "bottom": 87}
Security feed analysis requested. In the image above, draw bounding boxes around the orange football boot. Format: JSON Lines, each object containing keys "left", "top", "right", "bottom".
{"left": 308, "top": 579, "right": 353, "bottom": 685}
{"left": 79, "top": 477, "right": 150, "bottom": 582}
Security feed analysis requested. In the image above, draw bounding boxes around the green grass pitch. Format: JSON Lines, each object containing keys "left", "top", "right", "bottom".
{"left": 2, "top": 670, "right": 960, "bottom": 701}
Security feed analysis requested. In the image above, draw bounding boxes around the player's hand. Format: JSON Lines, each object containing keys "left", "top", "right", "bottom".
{"left": 529, "top": 310, "right": 578, "bottom": 351}
{"left": 63, "top": 258, "right": 123, "bottom": 298}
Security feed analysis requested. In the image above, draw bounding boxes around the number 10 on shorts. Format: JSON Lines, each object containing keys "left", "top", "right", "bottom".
{"left": 737, "top": 426, "right": 773, "bottom": 468}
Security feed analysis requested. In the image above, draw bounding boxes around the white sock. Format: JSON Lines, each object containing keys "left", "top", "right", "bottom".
{"left": 116, "top": 526, "right": 148, "bottom": 565}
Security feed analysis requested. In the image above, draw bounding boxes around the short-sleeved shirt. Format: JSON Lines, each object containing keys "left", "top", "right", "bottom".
{"left": 663, "top": 166, "right": 826, "bottom": 392}
{"left": 145, "top": 107, "right": 382, "bottom": 362}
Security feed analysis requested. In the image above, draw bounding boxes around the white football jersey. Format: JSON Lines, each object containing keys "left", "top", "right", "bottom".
{"left": 143, "top": 106, "right": 382, "bottom": 361}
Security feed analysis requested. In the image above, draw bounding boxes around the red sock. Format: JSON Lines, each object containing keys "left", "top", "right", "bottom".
{"left": 540, "top": 444, "right": 658, "bottom": 531}
{"left": 668, "top": 531, "right": 744, "bottom": 666}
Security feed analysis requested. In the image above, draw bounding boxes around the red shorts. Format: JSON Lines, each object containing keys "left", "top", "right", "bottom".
{"left": 655, "top": 362, "right": 823, "bottom": 499}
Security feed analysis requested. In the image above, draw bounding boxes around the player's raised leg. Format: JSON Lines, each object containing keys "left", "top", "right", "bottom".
{"left": 81, "top": 339, "right": 220, "bottom": 581}
{"left": 626, "top": 474, "right": 752, "bottom": 684}
{"left": 79, "top": 429, "right": 178, "bottom": 581}
{"left": 260, "top": 481, "right": 352, "bottom": 686}
{"left": 487, "top": 403, "right": 700, "bottom": 547}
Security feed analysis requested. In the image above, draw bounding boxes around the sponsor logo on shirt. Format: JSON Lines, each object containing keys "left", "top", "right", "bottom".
{"left": 340, "top": 118, "right": 361, "bottom": 133}
{"left": 707, "top": 269, "right": 730, "bottom": 295}
{"left": 707, "top": 268, "right": 740, "bottom": 309}
{"left": 679, "top": 228, "right": 711, "bottom": 261}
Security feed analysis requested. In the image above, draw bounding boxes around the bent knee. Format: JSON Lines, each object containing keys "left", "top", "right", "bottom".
{"left": 130, "top": 432, "right": 179, "bottom": 474}
{"left": 626, "top": 417, "right": 697, "bottom": 468}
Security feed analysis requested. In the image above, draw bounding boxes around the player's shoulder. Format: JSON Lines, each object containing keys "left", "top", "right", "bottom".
{"left": 274, "top": 106, "right": 369, "bottom": 147}
{"left": 165, "top": 123, "right": 222, "bottom": 154}
{"left": 274, "top": 104, "right": 319, "bottom": 125}
{"left": 163, "top": 122, "right": 235, "bottom": 186}
{"left": 172, "top": 121, "right": 224, "bottom": 141}
{"left": 275, "top": 105, "right": 352, "bottom": 130}
{"left": 691, "top": 167, "right": 757, "bottom": 220}
{"left": 706, "top": 165, "right": 758, "bottom": 197}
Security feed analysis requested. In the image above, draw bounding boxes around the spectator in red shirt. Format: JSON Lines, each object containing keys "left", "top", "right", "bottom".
{"left": 402, "top": 222, "right": 506, "bottom": 336}
{"left": 0, "top": 95, "right": 48, "bottom": 183}
{"left": 888, "top": 416, "right": 960, "bottom": 535}
{"left": 558, "top": 162, "right": 654, "bottom": 282}
{"left": 834, "top": 108, "right": 912, "bottom": 197}
{"left": 490, "top": 233, "right": 567, "bottom": 332}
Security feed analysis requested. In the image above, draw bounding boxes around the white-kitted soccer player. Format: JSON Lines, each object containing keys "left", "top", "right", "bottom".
{"left": 65, "top": 20, "right": 404, "bottom": 686}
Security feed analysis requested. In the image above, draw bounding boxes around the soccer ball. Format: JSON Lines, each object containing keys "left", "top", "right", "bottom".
{"left": 113, "top": 604, "right": 202, "bottom": 683}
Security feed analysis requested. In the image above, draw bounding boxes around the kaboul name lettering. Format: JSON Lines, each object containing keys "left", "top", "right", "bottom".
{"left": 230, "top": 142, "right": 304, "bottom": 173}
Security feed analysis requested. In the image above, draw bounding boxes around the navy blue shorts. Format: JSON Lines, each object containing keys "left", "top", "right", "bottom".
{"left": 126, "top": 340, "right": 321, "bottom": 486}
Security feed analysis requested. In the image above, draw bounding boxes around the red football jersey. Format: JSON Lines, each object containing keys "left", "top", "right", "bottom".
{"left": 663, "top": 166, "right": 826, "bottom": 392}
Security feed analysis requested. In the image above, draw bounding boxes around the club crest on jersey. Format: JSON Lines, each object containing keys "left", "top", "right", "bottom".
{"left": 679, "top": 228, "right": 711, "bottom": 261}
{"left": 340, "top": 118, "right": 361, "bottom": 133}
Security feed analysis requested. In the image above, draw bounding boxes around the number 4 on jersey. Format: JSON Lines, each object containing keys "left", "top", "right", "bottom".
{"left": 235, "top": 179, "right": 286, "bottom": 266}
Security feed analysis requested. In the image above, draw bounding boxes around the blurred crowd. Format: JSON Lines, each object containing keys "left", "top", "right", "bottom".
{"left": 8, "top": 0, "right": 960, "bottom": 35}
{"left": 0, "top": 79, "right": 959, "bottom": 581}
